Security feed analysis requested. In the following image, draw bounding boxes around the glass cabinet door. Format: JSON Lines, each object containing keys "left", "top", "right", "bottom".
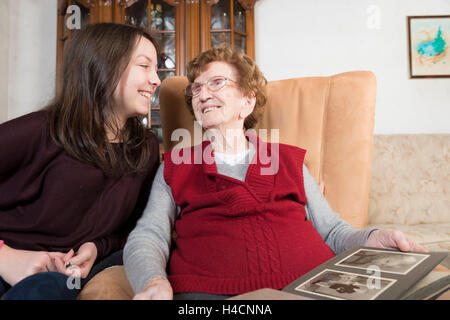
{"left": 150, "top": 1, "right": 177, "bottom": 131}
{"left": 118, "top": 0, "right": 183, "bottom": 79}
{"left": 206, "top": 0, "right": 254, "bottom": 58}
{"left": 210, "top": 0, "right": 231, "bottom": 47}
{"left": 233, "top": 0, "right": 246, "bottom": 52}
{"left": 123, "top": 0, "right": 149, "bottom": 28}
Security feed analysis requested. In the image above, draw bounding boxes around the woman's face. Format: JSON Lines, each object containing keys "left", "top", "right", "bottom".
{"left": 191, "top": 61, "right": 255, "bottom": 131}
{"left": 113, "top": 37, "right": 160, "bottom": 125}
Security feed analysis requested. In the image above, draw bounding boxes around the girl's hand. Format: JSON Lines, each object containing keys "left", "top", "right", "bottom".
{"left": 0, "top": 244, "right": 56, "bottom": 286}
{"left": 53, "top": 242, "right": 97, "bottom": 279}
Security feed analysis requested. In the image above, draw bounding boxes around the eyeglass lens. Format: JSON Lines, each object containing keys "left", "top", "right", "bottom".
{"left": 189, "top": 77, "right": 227, "bottom": 96}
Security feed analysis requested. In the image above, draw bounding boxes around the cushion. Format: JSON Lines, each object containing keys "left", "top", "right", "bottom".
{"left": 77, "top": 266, "right": 133, "bottom": 300}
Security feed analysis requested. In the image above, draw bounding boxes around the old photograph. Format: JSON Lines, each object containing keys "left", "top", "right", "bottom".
{"left": 294, "top": 269, "right": 396, "bottom": 300}
{"left": 335, "top": 248, "right": 429, "bottom": 275}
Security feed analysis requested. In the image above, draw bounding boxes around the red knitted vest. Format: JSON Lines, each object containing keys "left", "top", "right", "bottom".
{"left": 163, "top": 134, "right": 335, "bottom": 295}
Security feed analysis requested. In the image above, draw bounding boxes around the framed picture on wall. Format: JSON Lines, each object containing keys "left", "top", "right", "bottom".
{"left": 407, "top": 15, "right": 450, "bottom": 78}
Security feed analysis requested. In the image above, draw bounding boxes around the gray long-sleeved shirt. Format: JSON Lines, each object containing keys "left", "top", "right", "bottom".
{"left": 124, "top": 146, "right": 375, "bottom": 294}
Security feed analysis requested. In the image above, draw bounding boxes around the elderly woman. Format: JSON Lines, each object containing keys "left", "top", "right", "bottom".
{"left": 123, "top": 44, "right": 425, "bottom": 300}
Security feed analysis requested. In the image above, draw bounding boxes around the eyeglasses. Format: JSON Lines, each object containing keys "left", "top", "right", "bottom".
{"left": 185, "top": 76, "right": 237, "bottom": 97}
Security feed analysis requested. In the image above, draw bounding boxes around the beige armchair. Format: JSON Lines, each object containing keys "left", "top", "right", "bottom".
{"left": 78, "top": 71, "right": 377, "bottom": 299}
{"left": 159, "top": 71, "right": 377, "bottom": 229}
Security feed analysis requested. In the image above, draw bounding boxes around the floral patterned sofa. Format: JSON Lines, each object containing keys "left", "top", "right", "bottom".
{"left": 367, "top": 134, "right": 450, "bottom": 268}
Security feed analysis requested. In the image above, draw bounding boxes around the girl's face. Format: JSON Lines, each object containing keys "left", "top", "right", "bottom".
{"left": 113, "top": 37, "right": 160, "bottom": 126}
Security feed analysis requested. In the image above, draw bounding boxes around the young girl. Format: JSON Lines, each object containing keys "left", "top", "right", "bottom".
{"left": 0, "top": 23, "right": 161, "bottom": 300}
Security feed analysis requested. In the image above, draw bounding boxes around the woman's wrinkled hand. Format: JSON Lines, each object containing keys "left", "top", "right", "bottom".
{"left": 133, "top": 277, "right": 173, "bottom": 300}
{"left": 365, "top": 229, "right": 428, "bottom": 253}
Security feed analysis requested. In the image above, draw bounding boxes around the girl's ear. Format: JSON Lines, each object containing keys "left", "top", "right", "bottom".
{"left": 239, "top": 91, "right": 256, "bottom": 119}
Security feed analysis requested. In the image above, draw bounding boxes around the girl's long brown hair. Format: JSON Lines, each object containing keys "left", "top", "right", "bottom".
{"left": 46, "top": 23, "right": 158, "bottom": 177}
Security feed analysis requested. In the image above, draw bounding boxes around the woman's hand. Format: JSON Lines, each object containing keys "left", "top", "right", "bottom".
{"left": 133, "top": 277, "right": 173, "bottom": 300}
{"left": 53, "top": 242, "right": 97, "bottom": 279}
{"left": 0, "top": 244, "right": 56, "bottom": 286}
{"left": 365, "top": 229, "right": 428, "bottom": 253}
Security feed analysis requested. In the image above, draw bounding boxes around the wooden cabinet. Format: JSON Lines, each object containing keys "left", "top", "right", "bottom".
{"left": 56, "top": 0, "right": 255, "bottom": 139}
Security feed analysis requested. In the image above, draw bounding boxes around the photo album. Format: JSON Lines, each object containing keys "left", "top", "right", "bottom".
{"left": 283, "top": 246, "right": 448, "bottom": 300}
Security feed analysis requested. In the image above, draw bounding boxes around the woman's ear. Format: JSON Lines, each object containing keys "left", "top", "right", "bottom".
{"left": 239, "top": 91, "right": 256, "bottom": 119}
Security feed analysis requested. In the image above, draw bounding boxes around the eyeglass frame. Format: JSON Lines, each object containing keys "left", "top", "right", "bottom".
{"left": 184, "top": 76, "right": 238, "bottom": 97}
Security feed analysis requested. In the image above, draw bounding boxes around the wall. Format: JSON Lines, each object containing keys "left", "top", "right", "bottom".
{"left": 0, "top": 0, "right": 10, "bottom": 123}
{"left": 254, "top": 0, "right": 450, "bottom": 134}
{"left": 5, "top": 0, "right": 57, "bottom": 121}
{"left": 2, "top": 0, "right": 449, "bottom": 134}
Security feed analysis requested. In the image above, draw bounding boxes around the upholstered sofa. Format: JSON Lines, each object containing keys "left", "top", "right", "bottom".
{"left": 367, "top": 134, "right": 450, "bottom": 268}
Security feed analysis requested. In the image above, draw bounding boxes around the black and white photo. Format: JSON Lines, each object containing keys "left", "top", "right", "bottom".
{"left": 335, "top": 248, "right": 429, "bottom": 275}
{"left": 294, "top": 269, "right": 396, "bottom": 300}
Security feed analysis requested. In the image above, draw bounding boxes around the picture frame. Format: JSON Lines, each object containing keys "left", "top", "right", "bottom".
{"left": 407, "top": 15, "right": 450, "bottom": 78}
